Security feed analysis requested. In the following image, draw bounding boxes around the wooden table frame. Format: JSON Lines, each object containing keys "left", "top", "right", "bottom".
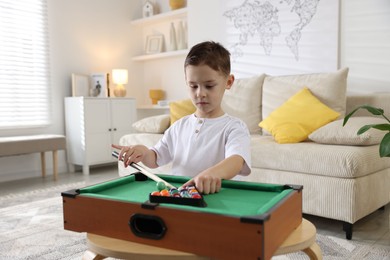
{"left": 63, "top": 178, "right": 303, "bottom": 260}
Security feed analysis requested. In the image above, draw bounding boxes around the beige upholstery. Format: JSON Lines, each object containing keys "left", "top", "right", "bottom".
{"left": 262, "top": 68, "right": 349, "bottom": 120}
{"left": 0, "top": 134, "right": 66, "bottom": 180}
{"left": 222, "top": 74, "right": 265, "bottom": 134}
{"left": 346, "top": 93, "right": 390, "bottom": 118}
{"left": 248, "top": 167, "right": 390, "bottom": 223}
{"left": 250, "top": 135, "right": 390, "bottom": 179}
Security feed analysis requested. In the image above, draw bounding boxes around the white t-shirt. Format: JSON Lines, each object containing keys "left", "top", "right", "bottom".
{"left": 151, "top": 113, "right": 251, "bottom": 178}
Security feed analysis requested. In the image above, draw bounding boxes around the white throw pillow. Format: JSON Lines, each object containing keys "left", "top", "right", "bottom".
{"left": 309, "top": 117, "right": 387, "bottom": 146}
{"left": 132, "top": 114, "right": 170, "bottom": 134}
{"left": 222, "top": 74, "right": 265, "bottom": 134}
{"left": 262, "top": 68, "right": 349, "bottom": 122}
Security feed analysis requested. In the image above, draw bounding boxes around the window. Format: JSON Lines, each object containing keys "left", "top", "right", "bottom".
{"left": 0, "top": 0, "right": 50, "bottom": 129}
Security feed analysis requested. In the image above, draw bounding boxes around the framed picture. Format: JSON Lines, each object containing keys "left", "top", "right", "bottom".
{"left": 145, "top": 35, "right": 163, "bottom": 54}
{"left": 71, "top": 73, "right": 90, "bottom": 97}
{"left": 90, "top": 73, "right": 108, "bottom": 98}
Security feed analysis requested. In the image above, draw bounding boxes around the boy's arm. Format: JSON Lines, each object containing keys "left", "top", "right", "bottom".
{"left": 183, "top": 154, "right": 245, "bottom": 194}
{"left": 111, "top": 144, "right": 158, "bottom": 168}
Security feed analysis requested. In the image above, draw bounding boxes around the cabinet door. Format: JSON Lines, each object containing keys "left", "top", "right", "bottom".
{"left": 110, "top": 99, "right": 136, "bottom": 145}
{"left": 84, "top": 99, "right": 112, "bottom": 164}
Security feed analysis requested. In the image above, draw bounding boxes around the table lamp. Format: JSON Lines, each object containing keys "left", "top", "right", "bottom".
{"left": 112, "top": 69, "right": 128, "bottom": 97}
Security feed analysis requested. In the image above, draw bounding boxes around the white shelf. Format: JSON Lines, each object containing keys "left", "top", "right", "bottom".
{"left": 132, "top": 49, "right": 188, "bottom": 61}
{"left": 137, "top": 105, "right": 170, "bottom": 110}
{"left": 131, "top": 8, "right": 187, "bottom": 26}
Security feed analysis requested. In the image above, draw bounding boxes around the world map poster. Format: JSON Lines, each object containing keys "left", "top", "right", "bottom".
{"left": 223, "top": 0, "right": 339, "bottom": 77}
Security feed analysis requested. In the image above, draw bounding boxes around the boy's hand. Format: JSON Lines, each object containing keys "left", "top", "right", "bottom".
{"left": 182, "top": 173, "right": 222, "bottom": 194}
{"left": 111, "top": 144, "right": 144, "bottom": 167}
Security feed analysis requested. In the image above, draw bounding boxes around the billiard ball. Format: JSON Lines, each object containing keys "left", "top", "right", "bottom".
{"left": 156, "top": 181, "right": 166, "bottom": 191}
{"left": 169, "top": 188, "right": 179, "bottom": 195}
{"left": 151, "top": 191, "right": 160, "bottom": 196}
{"left": 180, "top": 190, "right": 191, "bottom": 198}
{"left": 160, "top": 189, "right": 170, "bottom": 196}
{"left": 191, "top": 194, "right": 201, "bottom": 199}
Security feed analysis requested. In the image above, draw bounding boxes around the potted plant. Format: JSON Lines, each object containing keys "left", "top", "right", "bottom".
{"left": 343, "top": 105, "right": 390, "bottom": 157}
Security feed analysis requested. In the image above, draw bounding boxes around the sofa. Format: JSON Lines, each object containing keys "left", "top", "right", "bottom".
{"left": 118, "top": 68, "right": 390, "bottom": 239}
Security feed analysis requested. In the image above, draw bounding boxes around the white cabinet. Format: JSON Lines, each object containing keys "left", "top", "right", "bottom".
{"left": 65, "top": 97, "right": 136, "bottom": 175}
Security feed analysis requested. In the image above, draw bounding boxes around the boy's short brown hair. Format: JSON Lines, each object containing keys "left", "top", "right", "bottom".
{"left": 184, "top": 41, "right": 231, "bottom": 77}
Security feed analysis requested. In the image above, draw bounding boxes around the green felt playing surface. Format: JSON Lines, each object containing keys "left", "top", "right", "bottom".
{"left": 79, "top": 174, "right": 293, "bottom": 217}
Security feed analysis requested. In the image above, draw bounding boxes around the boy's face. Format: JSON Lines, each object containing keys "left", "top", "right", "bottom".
{"left": 185, "top": 64, "right": 234, "bottom": 118}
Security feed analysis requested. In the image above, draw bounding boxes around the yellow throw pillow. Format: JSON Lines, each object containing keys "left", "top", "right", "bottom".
{"left": 169, "top": 99, "right": 196, "bottom": 125}
{"left": 258, "top": 87, "right": 340, "bottom": 144}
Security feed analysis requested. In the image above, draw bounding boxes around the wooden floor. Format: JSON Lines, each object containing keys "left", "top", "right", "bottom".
{"left": 0, "top": 165, "right": 389, "bottom": 249}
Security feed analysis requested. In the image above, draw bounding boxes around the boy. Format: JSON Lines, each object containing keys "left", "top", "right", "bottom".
{"left": 112, "top": 41, "right": 251, "bottom": 194}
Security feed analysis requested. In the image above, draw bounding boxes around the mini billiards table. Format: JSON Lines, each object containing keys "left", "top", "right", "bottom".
{"left": 62, "top": 173, "right": 302, "bottom": 260}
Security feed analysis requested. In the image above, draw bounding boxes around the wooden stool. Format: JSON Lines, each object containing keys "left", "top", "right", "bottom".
{"left": 274, "top": 218, "right": 322, "bottom": 259}
{"left": 82, "top": 218, "right": 322, "bottom": 260}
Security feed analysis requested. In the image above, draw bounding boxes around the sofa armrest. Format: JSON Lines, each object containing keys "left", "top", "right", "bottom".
{"left": 346, "top": 93, "right": 390, "bottom": 118}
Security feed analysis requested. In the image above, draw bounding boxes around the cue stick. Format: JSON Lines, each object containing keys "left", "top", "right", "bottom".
{"left": 112, "top": 151, "right": 176, "bottom": 189}
{"left": 130, "top": 162, "right": 176, "bottom": 189}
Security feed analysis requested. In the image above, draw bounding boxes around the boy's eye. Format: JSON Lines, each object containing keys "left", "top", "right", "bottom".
{"left": 206, "top": 85, "right": 215, "bottom": 89}
{"left": 189, "top": 85, "right": 198, "bottom": 89}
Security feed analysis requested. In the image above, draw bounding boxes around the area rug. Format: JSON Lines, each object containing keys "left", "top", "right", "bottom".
{"left": 0, "top": 184, "right": 389, "bottom": 260}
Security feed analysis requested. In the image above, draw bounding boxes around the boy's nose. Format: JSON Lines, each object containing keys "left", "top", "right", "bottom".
{"left": 196, "top": 87, "right": 206, "bottom": 97}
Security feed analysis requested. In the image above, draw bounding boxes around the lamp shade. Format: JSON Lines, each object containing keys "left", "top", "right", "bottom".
{"left": 112, "top": 69, "right": 128, "bottom": 85}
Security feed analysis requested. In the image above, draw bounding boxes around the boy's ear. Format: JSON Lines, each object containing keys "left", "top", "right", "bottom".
{"left": 225, "top": 74, "right": 235, "bottom": 90}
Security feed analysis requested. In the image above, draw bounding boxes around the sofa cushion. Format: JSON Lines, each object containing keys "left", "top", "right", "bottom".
{"left": 250, "top": 135, "right": 390, "bottom": 179}
{"left": 222, "top": 74, "right": 265, "bottom": 134}
{"left": 132, "top": 114, "right": 170, "bottom": 134}
{"left": 309, "top": 117, "right": 387, "bottom": 146}
{"left": 262, "top": 68, "right": 349, "bottom": 124}
{"left": 258, "top": 87, "right": 340, "bottom": 143}
{"left": 119, "top": 133, "right": 163, "bottom": 147}
{"left": 169, "top": 99, "right": 196, "bottom": 125}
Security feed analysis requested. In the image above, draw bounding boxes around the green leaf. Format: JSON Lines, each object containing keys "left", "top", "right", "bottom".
{"left": 357, "top": 124, "right": 390, "bottom": 135}
{"left": 357, "top": 125, "right": 372, "bottom": 135}
{"left": 344, "top": 104, "right": 390, "bottom": 157}
{"left": 343, "top": 107, "right": 360, "bottom": 126}
{"left": 379, "top": 132, "right": 390, "bottom": 157}
{"left": 343, "top": 105, "right": 385, "bottom": 126}
{"left": 371, "top": 124, "right": 390, "bottom": 131}
{"left": 363, "top": 105, "right": 384, "bottom": 116}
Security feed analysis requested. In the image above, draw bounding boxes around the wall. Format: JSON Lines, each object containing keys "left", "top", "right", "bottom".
{"left": 187, "top": 0, "right": 390, "bottom": 94}
{"left": 1, "top": 0, "right": 389, "bottom": 182}
{"left": 340, "top": 0, "right": 390, "bottom": 93}
{"left": 165, "top": 0, "right": 389, "bottom": 99}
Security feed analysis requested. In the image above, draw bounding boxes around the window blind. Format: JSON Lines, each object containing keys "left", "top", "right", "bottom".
{"left": 0, "top": 0, "right": 50, "bottom": 129}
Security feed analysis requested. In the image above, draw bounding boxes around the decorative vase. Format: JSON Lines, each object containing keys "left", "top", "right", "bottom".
{"left": 169, "top": 0, "right": 185, "bottom": 10}
{"left": 168, "top": 22, "right": 177, "bottom": 51}
{"left": 176, "top": 20, "right": 186, "bottom": 50}
{"left": 183, "top": 20, "right": 188, "bottom": 49}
